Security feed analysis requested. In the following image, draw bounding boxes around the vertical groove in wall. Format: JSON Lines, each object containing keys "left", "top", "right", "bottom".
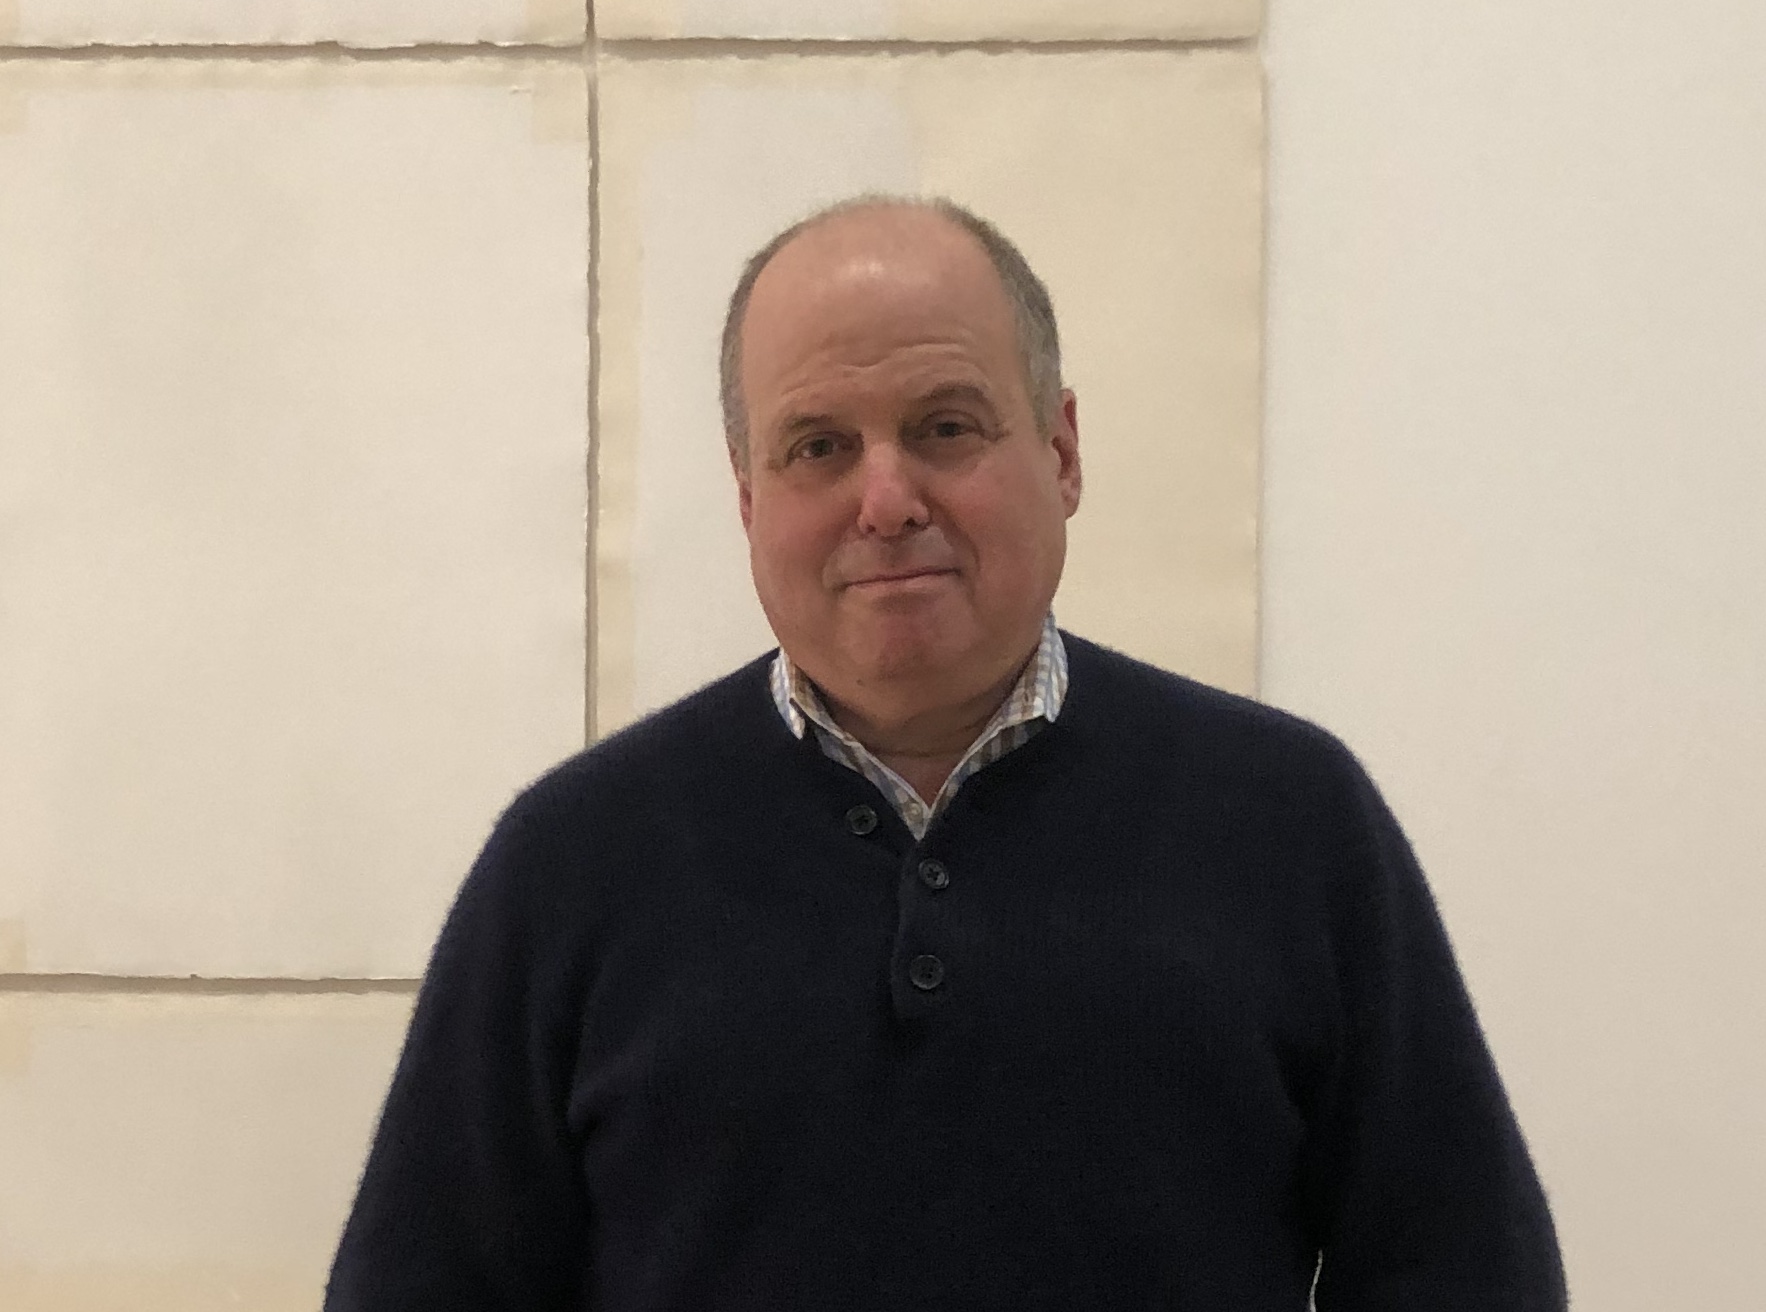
{"left": 583, "top": 35, "right": 601, "bottom": 744}
{"left": 1251, "top": 54, "right": 1271, "bottom": 702}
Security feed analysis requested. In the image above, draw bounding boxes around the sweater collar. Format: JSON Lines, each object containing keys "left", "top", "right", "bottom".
{"left": 767, "top": 615, "right": 1068, "bottom": 836}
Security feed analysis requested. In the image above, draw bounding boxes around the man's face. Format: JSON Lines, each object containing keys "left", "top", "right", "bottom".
{"left": 734, "top": 208, "right": 1081, "bottom": 717}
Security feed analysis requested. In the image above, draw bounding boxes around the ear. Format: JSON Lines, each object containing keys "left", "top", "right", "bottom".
{"left": 1052, "top": 389, "right": 1082, "bottom": 517}
{"left": 729, "top": 441, "right": 755, "bottom": 533}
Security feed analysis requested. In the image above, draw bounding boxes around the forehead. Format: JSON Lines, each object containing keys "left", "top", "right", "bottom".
{"left": 739, "top": 210, "right": 1021, "bottom": 414}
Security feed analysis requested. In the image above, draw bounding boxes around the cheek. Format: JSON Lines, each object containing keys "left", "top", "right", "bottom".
{"left": 958, "top": 471, "right": 1049, "bottom": 552}
{"left": 750, "top": 499, "right": 841, "bottom": 590}
{"left": 952, "top": 475, "right": 1064, "bottom": 589}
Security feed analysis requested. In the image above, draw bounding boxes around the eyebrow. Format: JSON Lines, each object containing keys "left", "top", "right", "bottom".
{"left": 915, "top": 382, "right": 996, "bottom": 413}
{"left": 770, "top": 382, "right": 999, "bottom": 445}
{"left": 777, "top": 411, "right": 840, "bottom": 439}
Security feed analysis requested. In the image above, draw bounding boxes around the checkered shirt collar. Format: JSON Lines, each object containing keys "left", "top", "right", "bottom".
{"left": 769, "top": 614, "right": 1068, "bottom": 835}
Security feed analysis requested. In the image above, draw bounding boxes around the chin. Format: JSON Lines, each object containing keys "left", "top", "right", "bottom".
{"left": 844, "top": 620, "right": 972, "bottom": 686}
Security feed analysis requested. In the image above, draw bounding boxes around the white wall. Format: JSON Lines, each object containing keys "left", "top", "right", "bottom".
{"left": 1264, "top": 4, "right": 1766, "bottom": 1308}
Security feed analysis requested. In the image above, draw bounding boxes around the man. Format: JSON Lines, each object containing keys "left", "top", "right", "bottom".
{"left": 327, "top": 196, "right": 1566, "bottom": 1310}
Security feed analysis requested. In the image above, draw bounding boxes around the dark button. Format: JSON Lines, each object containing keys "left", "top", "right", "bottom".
{"left": 846, "top": 804, "right": 878, "bottom": 836}
{"left": 917, "top": 859, "right": 950, "bottom": 890}
{"left": 908, "top": 954, "right": 945, "bottom": 991}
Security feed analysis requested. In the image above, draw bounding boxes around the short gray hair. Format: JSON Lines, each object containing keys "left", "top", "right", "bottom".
{"left": 720, "top": 194, "right": 1063, "bottom": 467}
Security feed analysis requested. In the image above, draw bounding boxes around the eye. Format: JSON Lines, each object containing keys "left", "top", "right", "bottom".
{"left": 923, "top": 415, "right": 981, "bottom": 441}
{"left": 788, "top": 433, "right": 843, "bottom": 463}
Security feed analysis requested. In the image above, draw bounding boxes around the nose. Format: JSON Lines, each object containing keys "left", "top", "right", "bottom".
{"left": 853, "top": 441, "right": 930, "bottom": 539}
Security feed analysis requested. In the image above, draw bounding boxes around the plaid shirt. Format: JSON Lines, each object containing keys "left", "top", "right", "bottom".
{"left": 769, "top": 614, "right": 1068, "bottom": 840}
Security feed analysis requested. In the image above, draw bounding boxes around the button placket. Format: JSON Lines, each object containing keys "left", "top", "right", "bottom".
{"left": 891, "top": 842, "right": 958, "bottom": 1014}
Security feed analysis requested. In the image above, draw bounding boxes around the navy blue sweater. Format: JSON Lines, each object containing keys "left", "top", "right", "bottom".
{"left": 327, "top": 636, "right": 1565, "bottom": 1310}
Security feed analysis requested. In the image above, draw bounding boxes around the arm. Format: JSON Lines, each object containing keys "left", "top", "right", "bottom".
{"left": 1305, "top": 752, "right": 1567, "bottom": 1311}
{"left": 325, "top": 801, "right": 593, "bottom": 1311}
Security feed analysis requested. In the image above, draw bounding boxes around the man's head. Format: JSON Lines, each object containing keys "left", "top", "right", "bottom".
{"left": 722, "top": 197, "right": 1065, "bottom": 466}
{"left": 725, "top": 196, "right": 1082, "bottom": 729}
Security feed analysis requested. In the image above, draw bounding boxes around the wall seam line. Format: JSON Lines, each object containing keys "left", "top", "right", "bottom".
{"left": 598, "top": 35, "right": 1259, "bottom": 58}
{"left": 0, "top": 35, "right": 1257, "bottom": 63}
{"left": 584, "top": 33, "right": 601, "bottom": 744}
{"left": 0, "top": 42, "right": 585, "bottom": 62}
{"left": 0, "top": 975, "right": 420, "bottom": 995}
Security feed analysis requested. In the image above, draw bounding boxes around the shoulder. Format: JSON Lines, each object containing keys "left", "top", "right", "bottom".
{"left": 1059, "top": 631, "right": 1365, "bottom": 796}
{"left": 443, "top": 652, "right": 783, "bottom": 909}
{"left": 504, "top": 651, "right": 783, "bottom": 829}
{"left": 441, "top": 652, "right": 785, "bottom": 936}
{"left": 1054, "top": 634, "right": 1422, "bottom": 929}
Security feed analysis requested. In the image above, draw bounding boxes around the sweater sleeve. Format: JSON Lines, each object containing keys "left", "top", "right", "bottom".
{"left": 324, "top": 799, "right": 593, "bottom": 1311}
{"left": 1305, "top": 750, "right": 1567, "bottom": 1312}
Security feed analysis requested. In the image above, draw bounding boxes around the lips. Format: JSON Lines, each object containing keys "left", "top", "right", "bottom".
{"left": 846, "top": 567, "right": 957, "bottom": 588}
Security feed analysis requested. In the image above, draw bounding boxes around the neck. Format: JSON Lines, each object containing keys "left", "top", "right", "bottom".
{"left": 818, "top": 660, "right": 1026, "bottom": 804}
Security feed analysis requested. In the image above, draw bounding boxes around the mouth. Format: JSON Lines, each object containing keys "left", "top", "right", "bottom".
{"left": 845, "top": 567, "right": 958, "bottom": 589}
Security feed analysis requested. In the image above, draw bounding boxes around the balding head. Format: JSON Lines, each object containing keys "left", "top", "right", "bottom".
{"left": 721, "top": 196, "right": 1063, "bottom": 469}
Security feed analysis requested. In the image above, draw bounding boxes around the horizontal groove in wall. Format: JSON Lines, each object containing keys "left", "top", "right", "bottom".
{"left": 602, "top": 36, "right": 1258, "bottom": 58}
{"left": 0, "top": 43, "right": 585, "bottom": 63}
{"left": 0, "top": 35, "right": 1258, "bottom": 64}
{"left": 0, "top": 974, "right": 420, "bottom": 995}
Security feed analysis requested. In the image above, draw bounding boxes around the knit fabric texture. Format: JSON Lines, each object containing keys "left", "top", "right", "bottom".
{"left": 326, "top": 634, "right": 1566, "bottom": 1312}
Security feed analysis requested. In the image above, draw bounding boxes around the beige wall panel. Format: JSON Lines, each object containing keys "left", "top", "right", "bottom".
{"left": 1, "top": 0, "right": 585, "bottom": 47}
{"left": 1263, "top": 1, "right": 1766, "bottom": 1308}
{"left": 0, "top": 990, "right": 412, "bottom": 1309}
{"left": 595, "top": 50, "right": 1262, "bottom": 733}
{"left": 597, "top": 0, "right": 1259, "bottom": 42}
{"left": 0, "top": 61, "right": 590, "bottom": 978}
